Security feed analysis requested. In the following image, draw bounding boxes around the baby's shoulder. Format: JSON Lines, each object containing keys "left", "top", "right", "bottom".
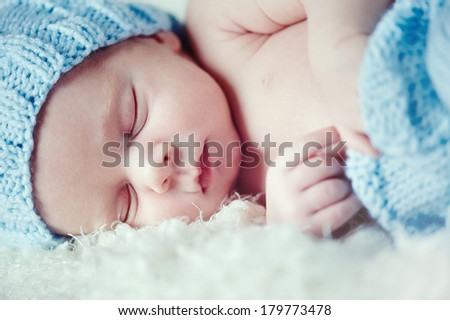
{"left": 187, "top": 17, "right": 266, "bottom": 82}
{"left": 186, "top": 0, "right": 306, "bottom": 81}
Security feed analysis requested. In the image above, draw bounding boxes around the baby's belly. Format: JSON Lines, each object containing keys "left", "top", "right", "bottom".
{"left": 230, "top": 23, "right": 332, "bottom": 194}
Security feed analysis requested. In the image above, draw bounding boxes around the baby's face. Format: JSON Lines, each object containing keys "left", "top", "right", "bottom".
{"left": 33, "top": 32, "right": 241, "bottom": 235}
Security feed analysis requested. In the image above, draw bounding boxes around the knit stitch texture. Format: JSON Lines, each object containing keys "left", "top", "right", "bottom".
{"left": 0, "top": 0, "right": 176, "bottom": 248}
{"left": 347, "top": 0, "right": 450, "bottom": 233}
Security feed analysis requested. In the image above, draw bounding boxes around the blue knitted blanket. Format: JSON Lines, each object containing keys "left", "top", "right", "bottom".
{"left": 346, "top": 0, "right": 450, "bottom": 234}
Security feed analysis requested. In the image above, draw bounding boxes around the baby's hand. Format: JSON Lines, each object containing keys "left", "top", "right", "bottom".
{"left": 265, "top": 127, "right": 363, "bottom": 236}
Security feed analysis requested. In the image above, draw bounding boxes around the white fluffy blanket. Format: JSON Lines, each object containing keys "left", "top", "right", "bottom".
{"left": 2, "top": 0, "right": 450, "bottom": 300}
{"left": 1, "top": 197, "right": 450, "bottom": 299}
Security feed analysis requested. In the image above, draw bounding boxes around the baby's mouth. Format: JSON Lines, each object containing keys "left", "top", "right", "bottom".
{"left": 199, "top": 143, "right": 212, "bottom": 192}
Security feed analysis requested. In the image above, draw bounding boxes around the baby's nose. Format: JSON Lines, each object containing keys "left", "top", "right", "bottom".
{"left": 149, "top": 169, "right": 171, "bottom": 194}
{"left": 125, "top": 142, "right": 173, "bottom": 194}
{"left": 145, "top": 154, "right": 173, "bottom": 194}
{"left": 131, "top": 142, "right": 204, "bottom": 194}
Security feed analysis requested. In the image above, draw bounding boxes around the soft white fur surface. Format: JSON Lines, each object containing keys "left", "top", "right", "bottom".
{"left": 2, "top": 0, "right": 450, "bottom": 300}
{"left": 1, "top": 198, "right": 450, "bottom": 299}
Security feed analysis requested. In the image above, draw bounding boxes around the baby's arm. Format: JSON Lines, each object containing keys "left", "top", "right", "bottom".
{"left": 301, "top": 0, "right": 392, "bottom": 153}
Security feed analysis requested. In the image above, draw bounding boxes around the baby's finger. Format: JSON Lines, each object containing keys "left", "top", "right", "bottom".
{"left": 301, "top": 178, "right": 352, "bottom": 213}
{"left": 307, "top": 193, "right": 363, "bottom": 237}
{"left": 290, "top": 156, "right": 345, "bottom": 190}
{"left": 293, "top": 126, "right": 341, "bottom": 161}
{"left": 336, "top": 125, "right": 379, "bottom": 157}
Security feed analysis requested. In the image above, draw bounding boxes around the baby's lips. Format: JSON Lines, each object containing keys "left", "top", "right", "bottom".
{"left": 200, "top": 142, "right": 213, "bottom": 191}
{"left": 177, "top": 173, "right": 203, "bottom": 193}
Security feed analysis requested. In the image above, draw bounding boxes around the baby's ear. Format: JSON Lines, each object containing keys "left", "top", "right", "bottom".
{"left": 154, "top": 31, "right": 182, "bottom": 53}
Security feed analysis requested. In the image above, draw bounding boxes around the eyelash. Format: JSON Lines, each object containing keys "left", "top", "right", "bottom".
{"left": 122, "top": 184, "right": 134, "bottom": 223}
{"left": 129, "top": 88, "right": 138, "bottom": 139}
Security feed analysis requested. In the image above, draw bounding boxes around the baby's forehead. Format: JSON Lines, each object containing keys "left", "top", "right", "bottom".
{"left": 83, "top": 36, "right": 153, "bottom": 67}
{"left": 54, "top": 37, "right": 142, "bottom": 84}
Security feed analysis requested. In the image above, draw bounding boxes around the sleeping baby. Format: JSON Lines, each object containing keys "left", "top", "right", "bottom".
{"left": 0, "top": 0, "right": 446, "bottom": 249}
{"left": 0, "top": 0, "right": 365, "bottom": 248}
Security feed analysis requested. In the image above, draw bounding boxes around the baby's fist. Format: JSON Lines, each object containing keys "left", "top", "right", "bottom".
{"left": 265, "top": 128, "right": 363, "bottom": 236}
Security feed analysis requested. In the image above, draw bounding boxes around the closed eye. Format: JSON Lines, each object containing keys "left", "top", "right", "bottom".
{"left": 129, "top": 87, "right": 147, "bottom": 140}
{"left": 118, "top": 185, "right": 131, "bottom": 223}
{"left": 128, "top": 87, "right": 138, "bottom": 139}
{"left": 123, "top": 183, "right": 138, "bottom": 225}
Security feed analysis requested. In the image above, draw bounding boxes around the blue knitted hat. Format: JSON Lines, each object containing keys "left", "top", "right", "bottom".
{"left": 0, "top": 0, "right": 177, "bottom": 248}
{"left": 346, "top": 0, "right": 450, "bottom": 234}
